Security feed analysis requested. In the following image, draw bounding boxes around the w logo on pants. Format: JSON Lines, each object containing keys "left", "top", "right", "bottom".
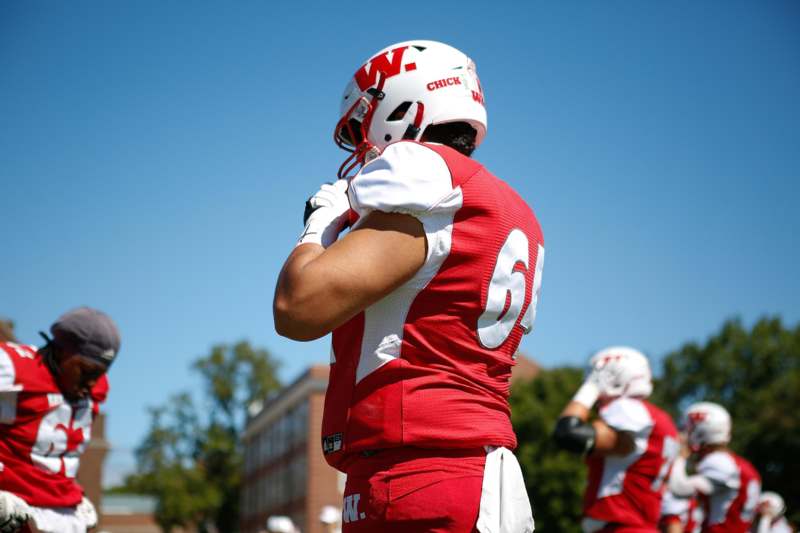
{"left": 343, "top": 493, "right": 366, "bottom": 523}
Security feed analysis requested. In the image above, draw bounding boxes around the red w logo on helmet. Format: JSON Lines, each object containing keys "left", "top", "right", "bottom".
{"left": 688, "top": 411, "right": 708, "bottom": 426}
{"left": 354, "top": 46, "right": 417, "bottom": 91}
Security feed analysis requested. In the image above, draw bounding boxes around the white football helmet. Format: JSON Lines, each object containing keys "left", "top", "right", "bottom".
{"left": 683, "top": 402, "right": 732, "bottom": 450}
{"left": 334, "top": 40, "right": 487, "bottom": 178}
{"left": 588, "top": 346, "right": 653, "bottom": 399}
{"left": 758, "top": 491, "right": 786, "bottom": 518}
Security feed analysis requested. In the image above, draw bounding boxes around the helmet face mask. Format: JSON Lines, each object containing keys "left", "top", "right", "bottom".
{"left": 334, "top": 40, "right": 488, "bottom": 178}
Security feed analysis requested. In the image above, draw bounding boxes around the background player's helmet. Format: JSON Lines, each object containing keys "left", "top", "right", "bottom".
{"left": 334, "top": 40, "right": 487, "bottom": 178}
{"left": 588, "top": 346, "right": 653, "bottom": 399}
{"left": 683, "top": 401, "right": 732, "bottom": 450}
{"left": 758, "top": 491, "right": 786, "bottom": 518}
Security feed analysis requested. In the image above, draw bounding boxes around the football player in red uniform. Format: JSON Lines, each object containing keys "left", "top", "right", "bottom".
{"left": 554, "top": 346, "right": 680, "bottom": 532}
{"left": 755, "top": 492, "right": 794, "bottom": 533}
{"left": 274, "top": 40, "right": 542, "bottom": 532}
{"left": 0, "top": 307, "right": 120, "bottom": 533}
{"left": 668, "top": 402, "right": 761, "bottom": 533}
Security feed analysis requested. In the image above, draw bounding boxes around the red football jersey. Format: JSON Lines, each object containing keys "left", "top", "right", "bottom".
{"left": 583, "top": 398, "right": 680, "bottom": 528}
{"left": 321, "top": 141, "right": 545, "bottom": 471}
{"left": 697, "top": 450, "right": 761, "bottom": 533}
{"left": 0, "top": 342, "right": 108, "bottom": 507}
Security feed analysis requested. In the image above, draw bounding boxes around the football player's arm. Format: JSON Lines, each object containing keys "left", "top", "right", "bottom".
{"left": 274, "top": 211, "right": 426, "bottom": 341}
{"left": 662, "top": 519, "right": 684, "bottom": 533}
{"left": 554, "top": 372, "right": 635, "bottom": 456}
{"left": 554, "top": 401, "right": 635, "bottom": 456}
{"left": 668, "top": 456, "right": 714, "bottom": 497}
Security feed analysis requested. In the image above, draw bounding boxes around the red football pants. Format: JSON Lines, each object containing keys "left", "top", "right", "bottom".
{"left": 341, "top": 447, "right": 486, "bottom": 533}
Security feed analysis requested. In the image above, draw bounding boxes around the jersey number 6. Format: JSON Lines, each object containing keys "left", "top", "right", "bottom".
{"left": 478, "top": 229, "right": 544, "bottom": 349}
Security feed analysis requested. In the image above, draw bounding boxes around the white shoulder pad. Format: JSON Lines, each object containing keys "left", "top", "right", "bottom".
{"left": 697, "top": 451, "right": 740, "bottom": 490}
{"left": 0, "top": 346, "right": 16, "bottom": 391}
{"left": 661, "top": 490, "right": 690, "bottom": 516}
{"left": 349, "top": 142, "right": 456, "bottom": 218}
{"left": 600, "top": 397, "right": 653, "bottom": 435}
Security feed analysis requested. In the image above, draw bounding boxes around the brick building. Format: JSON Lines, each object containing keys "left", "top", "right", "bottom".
{"left": 100, "top": 494, "right": 161, "bottom": 533}
{"left": 77, "top": 412, "right": 110, "bottom": 522}
{"left": 241, "top": 365, "right": 341, "bottom": 533}
{"left": 240, "top": 354, "right": 538, "bottom": 533}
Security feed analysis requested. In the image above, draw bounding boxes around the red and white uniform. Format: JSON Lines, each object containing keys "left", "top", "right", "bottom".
{"left": 660, "top": 491, "right": 703, "bottom": 533}
{"left": 322, "top": 141, "right": 544, "bottom": 470}
{"left": 696, "top": 450, "right": 760, "bottom": 533}
{"left": 0, "top": 342, "right": 107, "bottom": 508}
{"left": 583, "top": 398, "right": 679, "bottom": 531}
{"left": 322, "top": 141, "right": 542, "bottom": 532}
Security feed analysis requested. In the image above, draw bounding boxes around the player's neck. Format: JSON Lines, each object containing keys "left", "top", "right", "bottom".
{"left": 698, "top": 444, "right": 727, "bottom": 458}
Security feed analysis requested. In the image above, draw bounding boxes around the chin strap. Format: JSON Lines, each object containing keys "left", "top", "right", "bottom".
{"left": 402, "top": 101, "right": 425, "bottom": 140}
{"left": 38, "top": 331, "right": 61, "bottom": 377}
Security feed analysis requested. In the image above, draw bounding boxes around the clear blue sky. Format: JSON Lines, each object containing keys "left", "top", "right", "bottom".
{"left": 2, "top": 2, "right": 798, "bottom": 486}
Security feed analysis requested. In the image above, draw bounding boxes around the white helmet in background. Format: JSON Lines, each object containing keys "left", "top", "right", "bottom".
{"left": 758, "top": 491, "right": 786, "bottom": 518}
{"left": 588, "top": 346, "right": 653, "bottom": 399}
{"left": 683, "top": 402, "right": 732, "bottom": 450}
{"left": 266, "top": 516, "right": 298, "bottom": 533}
{"left": 334, "top": 40, "right": 487, "bottom": 178}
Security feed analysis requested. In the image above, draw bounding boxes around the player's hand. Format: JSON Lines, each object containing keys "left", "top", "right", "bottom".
{"left": 75, "top": 496, "right": 98, "bottom": 530}
{"left": 0, "top": 491, "right": 32, "bottom": 533}
{"left": 298, "top": 180, "right": 351, "bottom": 248}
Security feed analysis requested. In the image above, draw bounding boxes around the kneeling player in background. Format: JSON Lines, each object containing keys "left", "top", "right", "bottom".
{"left": 0, "top": 307, "right": 120, "bottom": 533}
{"left": 554, "top": 346, "right": 679, "bottom": 532}
{"left": 668, "top": 402, "right": 761, "bottom": 533}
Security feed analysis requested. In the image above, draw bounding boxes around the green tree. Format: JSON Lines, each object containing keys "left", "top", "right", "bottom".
{"left": 654, "top": 317, "right": 800, "bottom": 525}
{"left": 119, "top": 341, "right": 281, "bottom": 532}
{"left": 511, "top": 367, "right": 586, "bottom": 533}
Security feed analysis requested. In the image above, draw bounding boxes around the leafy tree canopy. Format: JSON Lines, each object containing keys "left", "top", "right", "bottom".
{"left": 119, "top": 341, "right": 281, "bottom": 532}
{"left": 511, "top": 367, "right": 586, "bottom": 533}
{"left": 654, "top": 316, "right": 800, "bottom": 525}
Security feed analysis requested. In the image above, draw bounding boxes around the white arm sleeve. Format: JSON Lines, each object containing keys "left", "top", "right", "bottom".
{"left": 348, "top": 141, "right": 464, "bottom": 289}
{"left": 348, "top": 142, "right": 458, "bottom": 218}
{"left": 668, "top": 456, "right": 714, "bottom": 497}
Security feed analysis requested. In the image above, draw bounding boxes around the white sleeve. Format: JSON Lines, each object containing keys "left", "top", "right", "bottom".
{"left": 599, "top": 397, "right": 653, "bottom": 435}
{"left": 348, "top": 142, "right": 459, "bottom": 218}
{"left": 697, "top": 451, "right": 740, "bottom": 490}
{"left": 668, "top": 456, "right": 714, "bottom": 497}
{"left": 348, "top": 141, "right": 465, "bottom": 289}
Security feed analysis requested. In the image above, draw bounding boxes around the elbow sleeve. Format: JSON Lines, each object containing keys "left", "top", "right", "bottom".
{"left": 553, "top": 416, "right": 596, "bottom": 454}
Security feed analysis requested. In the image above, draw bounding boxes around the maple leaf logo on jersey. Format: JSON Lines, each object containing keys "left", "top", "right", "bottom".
{"left": 54, "top": 420, "right": 85, "bottom": 475}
